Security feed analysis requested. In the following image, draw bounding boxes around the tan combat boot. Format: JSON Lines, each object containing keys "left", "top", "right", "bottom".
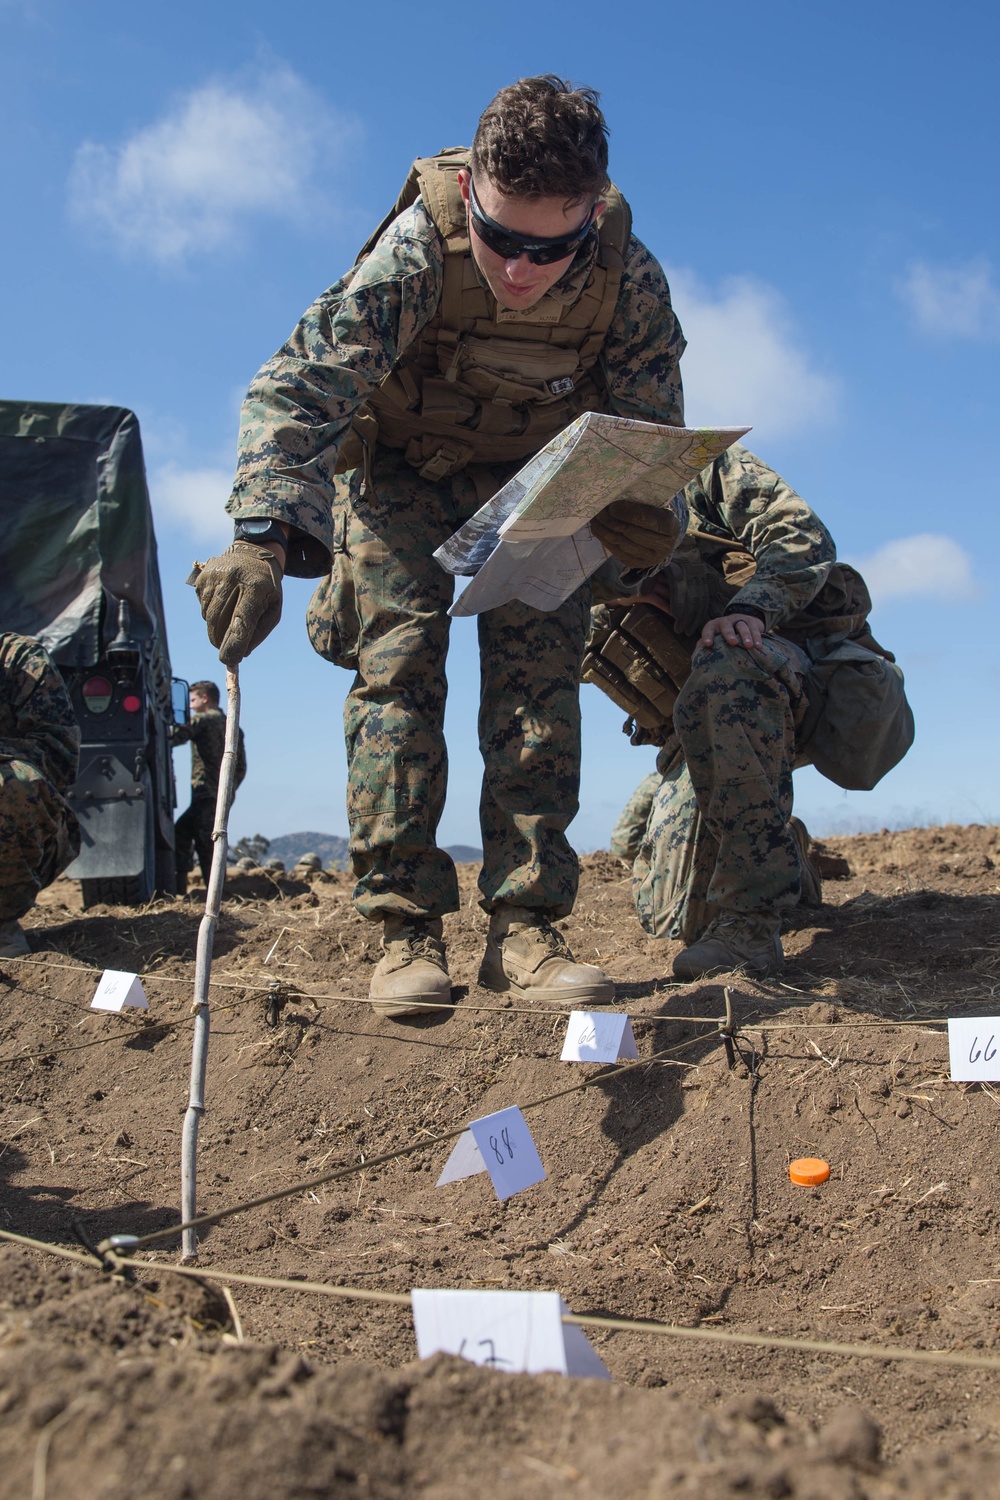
{"left": 673, "top": 913, "right": 783, "bottom": 982}
{"left": 479, "top": 906, "right": 615, "bottom": 1004}
{"left": 368, "top": 915, "right": 452, "bottom": 1019}
{"left": 0, "top": 920, "right": 30, "bottom": 958}
{"left": 789, "top": 816, "right": 823, "bottom": 908}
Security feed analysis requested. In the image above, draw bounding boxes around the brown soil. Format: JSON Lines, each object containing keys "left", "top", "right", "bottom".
{"left": 1, "top": 822, "right": 999, "bottom": 1498}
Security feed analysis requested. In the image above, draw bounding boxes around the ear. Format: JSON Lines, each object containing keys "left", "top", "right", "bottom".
{"left": 593, "top": 198, "right": 608, "bottom": 221}
{"left": 457, "top": 168, "right": 471, "bottom": 207}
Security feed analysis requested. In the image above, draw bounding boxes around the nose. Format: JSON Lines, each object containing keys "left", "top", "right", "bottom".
{"left": 504, "top": 254, "right": 535, "bottom": 283}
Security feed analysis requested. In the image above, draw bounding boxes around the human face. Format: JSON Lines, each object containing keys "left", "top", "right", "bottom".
{"left": 457, "top": 169, "right": 604, "bottom": 310}
{"left": 189, "top": 688, "right": 211, "bottom": 716}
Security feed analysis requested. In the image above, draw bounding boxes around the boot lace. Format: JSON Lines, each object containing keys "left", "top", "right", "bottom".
{"left": 389, "top": 922, "right": 444, "bottom": 964}
{"left": 516, "top": 915, "right": 570, "bottom": 958}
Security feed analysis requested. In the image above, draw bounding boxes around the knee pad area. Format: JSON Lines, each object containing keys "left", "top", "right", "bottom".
{"left": 674, "top": 640, "right": 781, "bottom": 736}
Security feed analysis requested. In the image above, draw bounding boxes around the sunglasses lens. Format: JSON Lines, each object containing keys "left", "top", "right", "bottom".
{"left": 469, "top": 189, "right": 593, "bottom": 266}
{"left": 476, "top": 219, "right": 587, "bottom": 265}
{"left": 529, "top": 241, "right": 577, "bottom": 266}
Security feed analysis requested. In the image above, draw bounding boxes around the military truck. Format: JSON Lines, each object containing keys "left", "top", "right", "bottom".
{"left": 0, "top": 401, "right": 186, "bottom": 906}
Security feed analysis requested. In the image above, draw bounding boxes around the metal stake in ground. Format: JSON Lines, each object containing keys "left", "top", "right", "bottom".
{"left": 180, "top": 666, "right": 241, "bottom": 1262}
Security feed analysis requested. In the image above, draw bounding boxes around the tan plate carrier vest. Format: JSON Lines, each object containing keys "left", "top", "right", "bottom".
{"left": 339, "top": 148, "right": 633, "bottom": 483}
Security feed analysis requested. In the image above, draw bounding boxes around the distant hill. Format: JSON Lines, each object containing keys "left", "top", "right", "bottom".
{"left": 262, "top": 833, "right": 482, "bottom": 871}
{"left": 443, "top": 844, "right": 483, "bottom": 864}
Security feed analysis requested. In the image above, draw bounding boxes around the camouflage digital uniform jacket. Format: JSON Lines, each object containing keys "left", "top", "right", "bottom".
{"left": 664, "top": 444, "right": 837, "bottom": 634}
{"left": 226, "top": 199, "right": 686, "bottom": 570}
{"left": 0, "top": 631, "right": 81, "bottom": 920}
{"left": 172, "top": 708, "right": 246, "bottom": 802}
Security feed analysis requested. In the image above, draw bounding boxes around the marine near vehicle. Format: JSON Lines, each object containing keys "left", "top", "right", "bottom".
{"left": 0, "top": 401, "right": 186, "bottom": 906}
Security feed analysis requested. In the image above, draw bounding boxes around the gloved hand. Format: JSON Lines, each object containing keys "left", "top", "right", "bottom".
{"left": 190, "top": 541, "right": 283, "bottom": 666}
{"left": 590, "top": 500, "right": 682, "bottom": 569}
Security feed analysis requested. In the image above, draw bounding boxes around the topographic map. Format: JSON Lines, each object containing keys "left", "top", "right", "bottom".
{"left": 435, "top": 413, "right": 749, "bottom": 615}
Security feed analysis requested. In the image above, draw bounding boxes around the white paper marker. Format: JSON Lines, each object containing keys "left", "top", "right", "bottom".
{"left": 948, "top": 1017, "right": 1000, "bottom": 1081}
{"left": 561, "top": 1010, "right": 638, "bottom": 1064}
{"left": 91, "top": 970, "right": 149, "bottom": 1012}
{"left": 411, "top": 1288, "right": 609, "bottom": 1379}
{"left": 436, "top": 1106, "right": 545, "bottom": 1201}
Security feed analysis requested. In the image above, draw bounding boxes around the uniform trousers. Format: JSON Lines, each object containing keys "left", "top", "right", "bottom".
{"left": 334, "top": 450, "right": 589, "bottom": 922}
{"left": 174, "top": 794, "right": 216, "bottom": 887}
{"left": 632, "top": 634, "right": 811, "bottom": 943}
{"left": 0, "top": 757, "right": 80, "bottom": 920}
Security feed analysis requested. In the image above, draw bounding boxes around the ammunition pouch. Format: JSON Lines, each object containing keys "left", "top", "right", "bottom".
{"left": 581, "top": 602, "right": 698, "bottom": 746}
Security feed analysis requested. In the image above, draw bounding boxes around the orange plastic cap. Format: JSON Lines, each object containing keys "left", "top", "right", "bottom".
{"left": 789, "top": 1157, "right": 831, "bottom": 1187}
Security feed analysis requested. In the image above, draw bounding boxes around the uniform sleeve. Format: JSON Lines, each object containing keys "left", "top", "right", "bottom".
{"left": 599, "top": 236, "right": 686, "bottom": 428}
{"left": 0, "top": 635, "right": 80, "bottom": 791}
{"left": 683, "top": 446, "right": 837, "bottom": 630}
{"left": 187, "top": 715, "right": 212, "bottom": 755}
{"left": 228, "top": 201, "right": 446, "bottom": 575}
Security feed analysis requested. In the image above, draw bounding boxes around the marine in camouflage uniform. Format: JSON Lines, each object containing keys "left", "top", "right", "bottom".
{"left": 0, "top": 632, "right": 81, "bottom": 954}
{"left": 172, "top": 685, "right": 246, "bottom": 890}
{"left": 193, "top": 78, "right": 686, "bottom": 1016}
{"left": 609, "top": 770, "right": 661, "bottom": 864}
{"left": 609, "top": 445, "right": 907, "bottom": 979}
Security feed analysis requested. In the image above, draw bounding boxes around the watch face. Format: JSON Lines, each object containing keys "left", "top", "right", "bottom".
{"left": 242, "top": 520, "right": 271, "bottom": 535}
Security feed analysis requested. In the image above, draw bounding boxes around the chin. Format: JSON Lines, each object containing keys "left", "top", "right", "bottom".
{"left": 495, "top": 287, "right": 543, "bottom": 310}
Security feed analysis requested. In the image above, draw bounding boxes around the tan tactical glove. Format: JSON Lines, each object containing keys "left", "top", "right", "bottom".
{"left": 590, "top": 500, "right": 683, "bottom": 569}
{"left": 190, "top": 541, "right": 283, "bottom": 666}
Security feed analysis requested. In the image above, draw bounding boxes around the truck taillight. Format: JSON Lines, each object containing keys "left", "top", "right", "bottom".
{"left": 82, "top": 676, "right": 113, "bottom": 713}
{"left": 122, "top": 694, "right": 142, "bottom": 713}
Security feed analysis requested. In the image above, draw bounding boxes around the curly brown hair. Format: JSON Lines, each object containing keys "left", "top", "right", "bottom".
{"left": 470, "top": 74, "right": 610, "bottom": 203}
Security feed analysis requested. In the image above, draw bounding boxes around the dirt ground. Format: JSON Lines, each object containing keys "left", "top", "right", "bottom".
{"left": 1, "top": 821, "right": 999, "bottom": 1498}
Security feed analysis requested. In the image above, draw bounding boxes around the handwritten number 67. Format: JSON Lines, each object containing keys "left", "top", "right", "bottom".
{"left": 969, "top": 1035, "right": 997, "bottom": 1064}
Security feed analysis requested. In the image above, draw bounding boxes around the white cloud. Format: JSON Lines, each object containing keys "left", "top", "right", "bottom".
{"left": 150, "top": 464, "right": 233, "bottom": 546}
{"left": 897, "top": 257, "right": 1000, "bottom": 339}
{"left": 666, "top": 267, "right": 841, "bottom": 439}
{"left": 846, "top": 533, "right": 977, "bottom": 602}
{"left": 69, "top": 64, "right": 354, "bottom": 264}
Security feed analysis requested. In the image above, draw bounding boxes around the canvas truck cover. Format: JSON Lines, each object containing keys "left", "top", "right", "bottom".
{"left": 0, "top": 401, "right": 169, "bottom": 664}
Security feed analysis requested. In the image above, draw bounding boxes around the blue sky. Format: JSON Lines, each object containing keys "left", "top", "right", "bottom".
{"left": 3, "top": 0, "right": 998, "bottom": 849}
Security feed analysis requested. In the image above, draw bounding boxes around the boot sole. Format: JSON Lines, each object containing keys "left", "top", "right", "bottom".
{"left": 368, "top": 990, "right": 454, "bottom": 1020}
{"left": 478, "top": 967, "right": 616, "bottom": 1006}
{"left": 672, "top": 956, "right": 784, "bottom": 982}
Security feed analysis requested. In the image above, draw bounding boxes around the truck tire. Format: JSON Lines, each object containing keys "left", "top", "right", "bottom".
{"left": 155, "top": 845, "right": 176, "bottom": 897}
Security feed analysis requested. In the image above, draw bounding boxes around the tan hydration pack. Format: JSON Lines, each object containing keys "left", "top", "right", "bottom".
{"left": 582, "top": 539, "right": 915, "bottom": 792}
{"left": 338, "top": 148, "right": 633, "bottom": 483}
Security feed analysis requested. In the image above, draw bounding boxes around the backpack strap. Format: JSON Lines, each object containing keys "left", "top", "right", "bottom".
{"left": 354, "top": 148, "right": 470, "bottom": 265}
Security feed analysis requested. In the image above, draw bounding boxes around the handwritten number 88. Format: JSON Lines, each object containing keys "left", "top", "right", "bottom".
{"left": 489, "top": 1129, "right": 515, "bottom": 1164}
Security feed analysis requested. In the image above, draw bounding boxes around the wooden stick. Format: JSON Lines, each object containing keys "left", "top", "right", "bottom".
{"left": 181, "top": 667, "right": 241, "bottom": 1262}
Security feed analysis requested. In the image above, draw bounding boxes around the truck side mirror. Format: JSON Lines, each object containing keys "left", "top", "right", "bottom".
{"left": 171, "top": 678, "right": 190, "bottom": 726}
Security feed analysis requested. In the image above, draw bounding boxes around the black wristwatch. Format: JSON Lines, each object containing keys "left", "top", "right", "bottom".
{"left": 234, "top": 518, "right": 288, "bottom": 548}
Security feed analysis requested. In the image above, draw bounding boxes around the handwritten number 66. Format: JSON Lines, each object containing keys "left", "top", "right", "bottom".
{"left": 489, "top": 1128, "right": 515, "bottom": 1164}
{"left": 969, "top": 1035, "right": 997, "bottom": 1064}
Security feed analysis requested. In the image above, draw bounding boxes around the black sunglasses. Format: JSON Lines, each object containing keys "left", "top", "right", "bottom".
{"left": 467, "top": 177, "right": 597, "bottom": 266}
